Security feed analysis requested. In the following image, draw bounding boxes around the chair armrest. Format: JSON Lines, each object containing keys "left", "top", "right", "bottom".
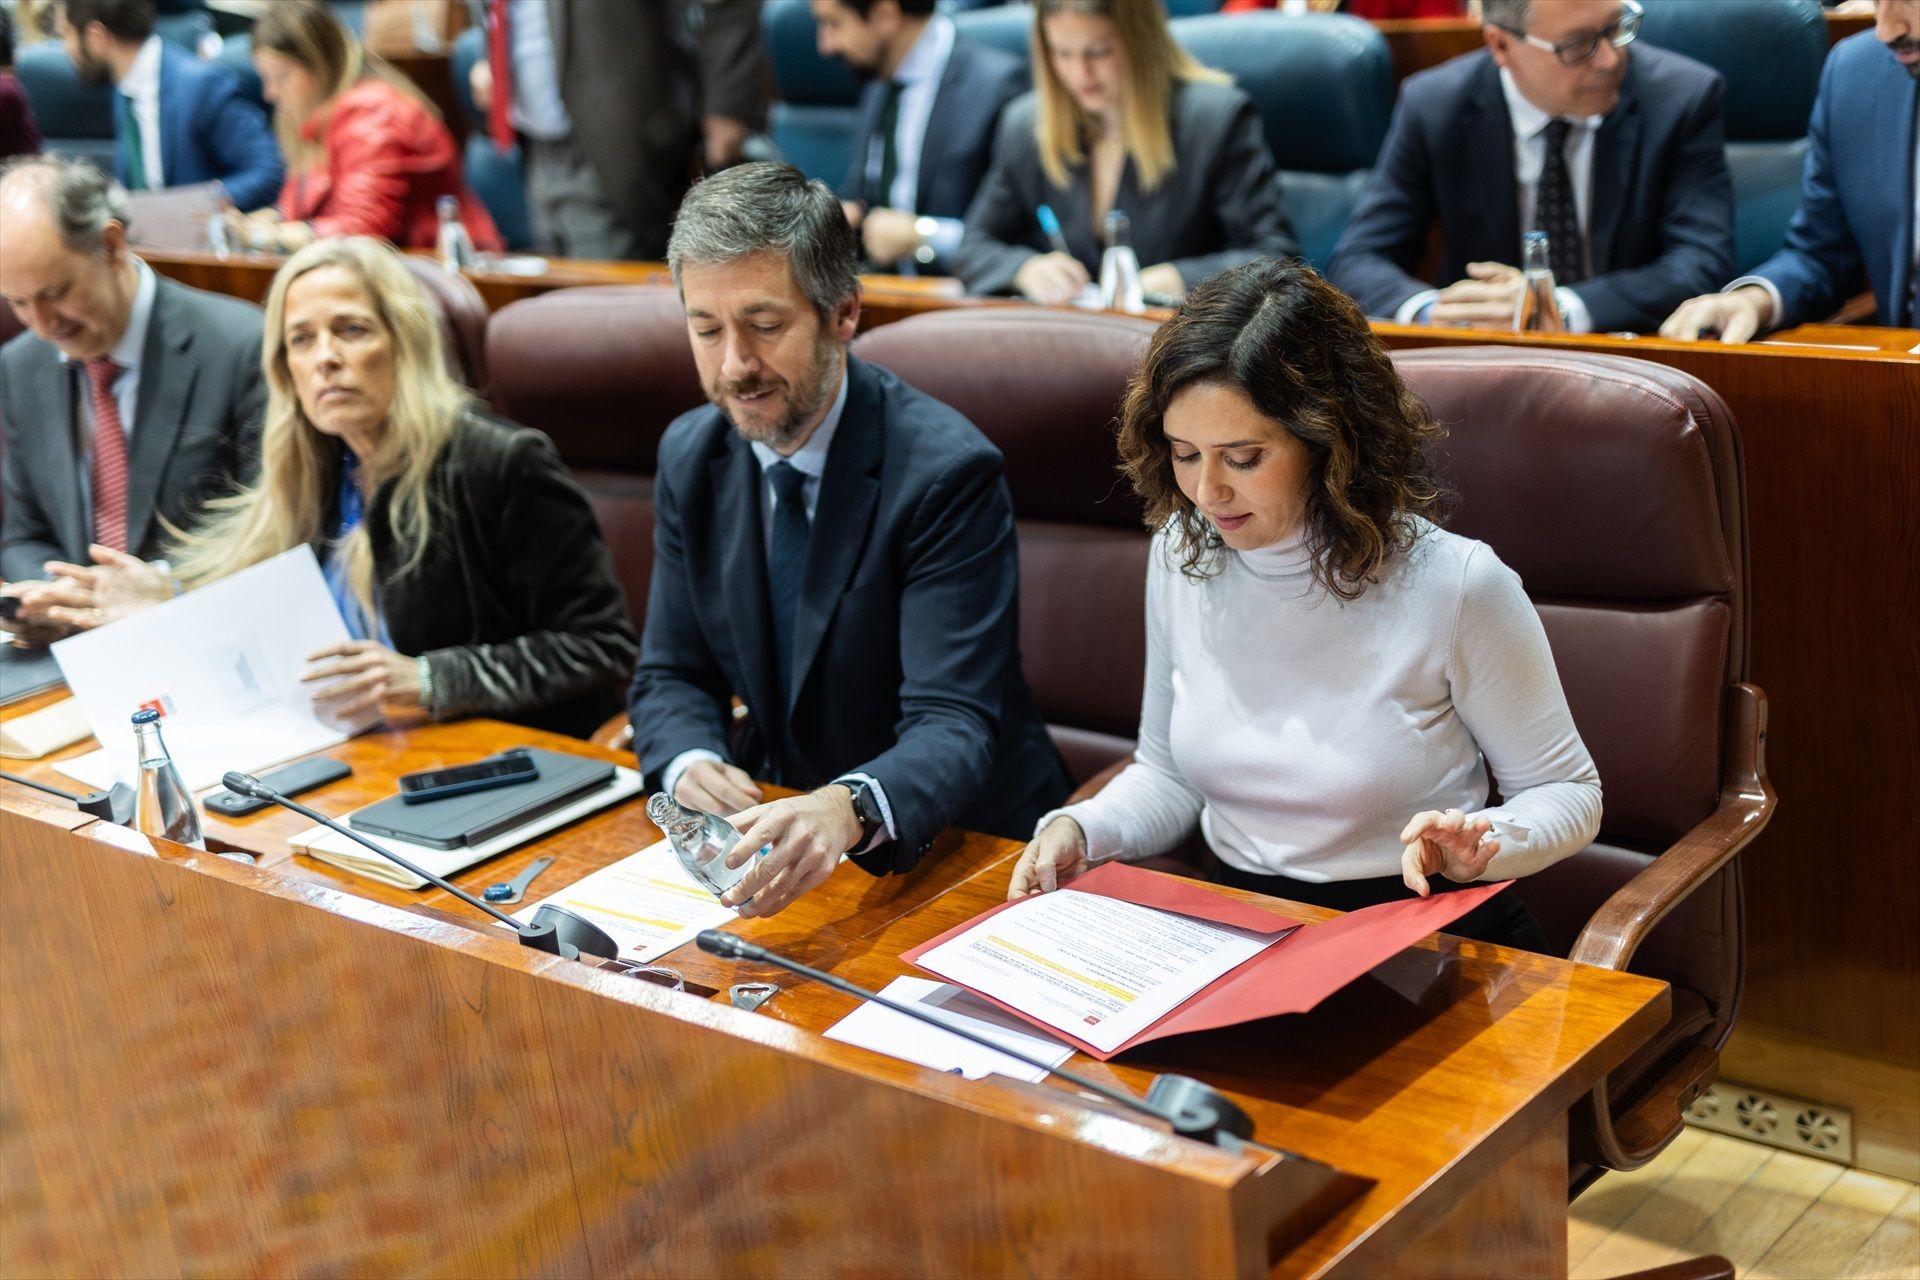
{"left": 1570, "top": 683, "right": 1775, "bottom": 973}
{"left": 591, "top": 713, "right": 633, "bottom": 753}
{"left": 1066, "top": 754, "right": 1132, "bottom": 805}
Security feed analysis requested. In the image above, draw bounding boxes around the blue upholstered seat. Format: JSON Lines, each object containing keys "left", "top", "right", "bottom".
{"left": 762, "top": 0, "right": 864, "bottom": 185}
{"left": 15, "top": 42, "right": 115, "bottom": 169}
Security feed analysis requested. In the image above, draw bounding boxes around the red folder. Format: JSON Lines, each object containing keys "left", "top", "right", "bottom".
{"left": 902, "top": 862, "right": 1511, "bottom": 1061}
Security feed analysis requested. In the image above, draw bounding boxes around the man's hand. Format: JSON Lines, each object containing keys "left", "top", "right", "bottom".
{"left": 468, "top": 59, "right": 493, "bottom": 113}
{"left": 702, "top": 114, "right": 752, "bottom": 171}
{"left": 841, "top": 199, "right": 866, "bottom": 231}
{"left": 1138, "top": 262, "right": 1185, "bottom": 302}
{"left": 1012, "top": 251, "right": 1092, "bottom": 306}
{"left": 1399, "top": 808, "right": 1501, "bottom": 897}
{"left": 301, "top": 641, "right": 421, "bottom": 720}
{"left": 861, "top": 207, "right": 922, "bottom": 267}
{"left": 0, "top": 581, "right": 71, "bottom": 646}
{"left": 674, "top": 758, "right": 762, "bottom": 815}
{"left": 1659, "top": 286, "right": 1773, "bottom": 344}
{"left": 1430, "top": 261, "right": 1524, "bottom": 329}
{"left": 718, "top": 784, "right": 863, "bottom": 918}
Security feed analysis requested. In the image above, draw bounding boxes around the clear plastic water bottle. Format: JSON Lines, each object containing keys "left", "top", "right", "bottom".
{"left": 436, "top": 195, "right": 474, "bottom": 272}
{"left": 648, "top": 792, "right": 754, "bottom": 897}
{"left": 132, "top": 709, "right": 204, "bottom": 851}
{"left": 1514, "top": 230, "right": 1565, "bottom": 333}
{"left": 206, "top": 191, "right": 233, "bottom": 260}
{"left": 1099, "top": 210, "right": 1146, "bottom": 314}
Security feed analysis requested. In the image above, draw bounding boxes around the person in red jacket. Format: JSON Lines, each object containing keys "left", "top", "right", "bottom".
{"left": 0, "top": 7, "right": 44, "bottom": 162}
{"left": 232, "top": 0, "right": 499, "bottom": 255}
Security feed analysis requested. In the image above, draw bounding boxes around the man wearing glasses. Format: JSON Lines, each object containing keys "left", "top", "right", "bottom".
{"left": 1328, "top": 0, "right": 1733, "bottom": 334}
{"left": 1662, "top": 0, "right": 1918, "bottom": 341}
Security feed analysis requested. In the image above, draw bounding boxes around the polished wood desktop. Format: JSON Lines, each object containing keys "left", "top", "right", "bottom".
{"left": 0, "top": 716, "right": 1670, "bottom": 1278}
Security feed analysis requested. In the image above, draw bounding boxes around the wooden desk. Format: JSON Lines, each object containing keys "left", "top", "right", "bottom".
{"left": 0, "top": 720, "right": 1670, "bottom": 1277}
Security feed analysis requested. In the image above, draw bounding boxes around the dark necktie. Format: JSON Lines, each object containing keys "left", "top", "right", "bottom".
{"left": 766, "top": 462, "right": 811, "bottom": 702}
{"left": 873, "top": 80, "right": 904, "bottom": 209}
{"left": 117, "top": 95, "right": 147, "bottom": 191}
{"left": 85, "top": 359, "right": 130, "bottom": 552}
{"left": 1534, "top": 117, "right": 1586, "bottom": 284}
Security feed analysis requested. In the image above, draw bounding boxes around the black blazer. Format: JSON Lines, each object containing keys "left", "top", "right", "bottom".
{"left": 954, "top": 81, "right": 1300, "bottom": 296}
{"left": 0, "top": 276, "right": 264, "bottom": 582}
{"left": 630, "top": 357, "right": 1069, "bottom": 874}
{"left": 1326, "top": 45, "right": 1735, "bottom": 334}
{"left": 838, "top": 32, "right": 1028, "bottom": 228}
{"left": 364, "top": 411, "right": 638, "bottom": 740}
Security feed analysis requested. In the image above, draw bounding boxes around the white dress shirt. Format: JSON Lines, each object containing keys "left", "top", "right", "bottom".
{"left": 659, "top": 369, "right": 898, "bottom": 848}
{"left": 118, "top": 35, "right": 166, "bottom": 188}
{"left": 865, "top": 15, "right": 964, "bottom": 266}
{"left": 1397, "top": 68, "right": 1606, "bottom": 332}
{"left": 60, "top": 259, "right": 157, "bottom": 529}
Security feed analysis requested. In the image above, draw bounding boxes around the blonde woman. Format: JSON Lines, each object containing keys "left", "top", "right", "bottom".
{"left": 234, "top": 0, "right": 498, "bottom": 253}
{"left": 40, "top": 237, "right": 636, "bottom": 737}
{"left": 954, "top": 0, "right": 1297, "bottom": 304}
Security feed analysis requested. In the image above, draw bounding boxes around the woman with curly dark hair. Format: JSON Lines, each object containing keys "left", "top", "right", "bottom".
{"left": 1006, "top": 259, "right": 1600, "bottom": 950}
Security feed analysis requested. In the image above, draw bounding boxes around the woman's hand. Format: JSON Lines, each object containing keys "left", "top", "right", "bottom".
{"left": 301, "top": 641, "right": 421, "bottom": 720}
{"left": 1399, "top": 808, "right": 1501, "bottom": 897}
{"left": 1012, "top": 252, "right": 1091, "bottom": 306}
{"left": 1007, "top": 816, "right": 1090, "bottom": 899}
{"left": 29, "top": 544, "right": 172, "bottom": 630}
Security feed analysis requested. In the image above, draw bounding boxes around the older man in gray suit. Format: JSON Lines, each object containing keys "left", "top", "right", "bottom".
{"left": 0, "top": 156, "right": 264, "bottom": 639}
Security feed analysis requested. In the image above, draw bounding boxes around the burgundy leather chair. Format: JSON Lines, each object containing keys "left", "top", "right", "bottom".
{"left": 397, "top": 255, "right": 491, "bottom": 392}
{"left": 1392, "top": 346, "right": 1774, "bottom": 1187}
{"left": 484, "top": 285, "right": 705, "bottom": 646}
{"left": 852, "top": 309, "right": 1160, "bottom": 784}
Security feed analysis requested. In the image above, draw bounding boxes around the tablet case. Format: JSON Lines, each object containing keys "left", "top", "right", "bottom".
{"left": 348, "top": 747, "right": 616, "bottom": 849}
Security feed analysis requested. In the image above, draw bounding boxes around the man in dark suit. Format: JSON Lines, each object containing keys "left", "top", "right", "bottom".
{"left": 631, "top": 162, "right": 1069, "bottom": 919}
{"left": 813, "top": 0, "right": 1026, "bottom": 274}
{"left": 57, "top": 0, "right": 282, "bottom": 211}
{"left": 0, "top": 156, "right": 263, "bottom": 637}
{"left": 470, "top": 0, "right": 764, "bottom": 261}
{"left": 1662, "top": 7, "right": 1918, "bottom": 341}
{"left": 1327, "top": 0, "right": 1733, "bottom": 334}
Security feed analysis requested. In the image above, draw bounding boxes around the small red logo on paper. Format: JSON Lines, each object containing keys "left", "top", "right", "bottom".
{"left": 136, "top": 696, "right": 174, "bottom": 717}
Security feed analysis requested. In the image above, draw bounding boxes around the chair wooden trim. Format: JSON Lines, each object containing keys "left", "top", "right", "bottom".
{"left": 1570, "top": 683, "right": 1777, "bottom": 1171}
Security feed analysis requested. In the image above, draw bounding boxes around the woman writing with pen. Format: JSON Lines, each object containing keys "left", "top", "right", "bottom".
{"left": 953, "top": 0, "right": 1298, "bottom": 305}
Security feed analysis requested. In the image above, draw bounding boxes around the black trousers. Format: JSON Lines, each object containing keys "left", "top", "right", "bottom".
{"left": 1208, "top": 863, "right": 1550, "bottom": 954}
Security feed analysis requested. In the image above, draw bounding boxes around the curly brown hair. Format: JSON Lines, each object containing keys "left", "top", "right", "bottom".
{"left": 1116, "top": 259, "right": 1449, "bottom": 598}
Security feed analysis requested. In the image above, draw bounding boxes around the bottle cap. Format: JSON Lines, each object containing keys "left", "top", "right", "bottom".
{"left": 131, "top": 709, "right": 159, "bottom": 724}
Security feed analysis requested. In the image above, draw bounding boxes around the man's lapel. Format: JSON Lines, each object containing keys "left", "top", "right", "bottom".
{"left": 789, "top": 359, "right": 881, "bottom": 709}
{"left": 123, "top": 282, "right": 195, "bottom": 555}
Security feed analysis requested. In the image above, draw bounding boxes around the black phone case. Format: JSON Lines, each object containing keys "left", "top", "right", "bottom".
{"left": 205, "top": 757, "right": 352, "bottom": 816}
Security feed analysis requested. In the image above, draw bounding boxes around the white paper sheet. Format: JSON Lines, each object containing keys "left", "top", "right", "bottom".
{"left": 49, "top": 547, "right": 376, "bottom": 790}
{"left": 915, "top": 889, "right": 1281, "bottom": 1053}
{"left": 289, "top": 766, "right": 644, "bottom": 889}
{"left": 509, "top": 837, "right": 735, "bottom": 962}
{"left": 824, "top": 976, "right": 1075, "bottom": 1083}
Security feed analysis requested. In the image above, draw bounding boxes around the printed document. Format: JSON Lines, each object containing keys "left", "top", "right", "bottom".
{"left": 511, "top": 838, "right": 735, "bottom": 962}
{"left": 916, "top": 889, "right": 1280, "bottom": 1053}
{"left": 825, "top": 976, "right": 1074, "bottom": 1083}
{"left": 50, "top": 547, "right": 376, "bottom": 790}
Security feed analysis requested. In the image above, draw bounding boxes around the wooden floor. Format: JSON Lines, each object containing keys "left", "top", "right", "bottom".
{"left": 1570, "top": 1126, "right": 1920, "bottom": 1278}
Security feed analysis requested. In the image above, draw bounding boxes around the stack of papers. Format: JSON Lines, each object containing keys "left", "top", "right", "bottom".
{"left": 825, "top": 977, "right": 1075, "bottom": 1083}
{"left": 509, "top": 838, "right": 735, "bottom": 962}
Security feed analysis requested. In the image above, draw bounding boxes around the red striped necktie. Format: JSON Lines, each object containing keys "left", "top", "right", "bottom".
{"left": 85, "top": 358, "right": 130, "bottom": 552}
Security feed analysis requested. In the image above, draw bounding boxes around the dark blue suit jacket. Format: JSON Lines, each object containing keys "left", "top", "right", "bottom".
{"left": 1327, "top": 44, "right": 1734, "bottom": 334}
{"left": 1749, "top": 33, "right": 1917, "bottom": 328}
{"left": 629, "top": 357, "right": 1068, "bottom": 874}
{"left": 121, "top": 44, "right": 282, "bottom": 211}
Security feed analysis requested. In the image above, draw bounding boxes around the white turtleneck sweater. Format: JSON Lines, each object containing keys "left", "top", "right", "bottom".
{"left": 1048, "top": 519, "right": 1602, "bottom": 883}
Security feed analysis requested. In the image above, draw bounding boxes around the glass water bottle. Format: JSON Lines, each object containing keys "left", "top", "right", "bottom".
{"left": 1513, "top": 230, "right": 1565, "bottom": 334}
{"left": 1099, "top": 210, "right": 1146, "bottom": 313}
{"left": 132, "top": 709, "right": 204, "bottom": 851}
{"left": 648, "top": 792, "right": 754, "bottom": 897}
{"left": 436, "top": 195, "right": 475, "bottom": 272}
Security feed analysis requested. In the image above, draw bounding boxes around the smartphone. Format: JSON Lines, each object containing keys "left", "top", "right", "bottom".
{"left": 397, "top": 750, "right": 539, "bottom": 804}
{"left": 204, "top": 756, "right": 353, "bottom": 816}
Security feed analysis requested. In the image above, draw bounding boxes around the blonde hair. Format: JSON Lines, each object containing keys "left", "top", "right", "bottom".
{"left": 168, "top": 238, "right": 468, "bottom": 623}
{"left": 252, "top": 0, "right": 438, "bottom": 172}
{"left": 1032, "top": 0, "right": 1229, "bottom": 193}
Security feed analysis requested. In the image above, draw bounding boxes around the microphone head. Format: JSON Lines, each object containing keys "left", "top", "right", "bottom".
{"left": 697, "top": 929, "right": 756, "bottom": 960}
{"left": 222, "top": 771, "right": 267, "bottom": 798}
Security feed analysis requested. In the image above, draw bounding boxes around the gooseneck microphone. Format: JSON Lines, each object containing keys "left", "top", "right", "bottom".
{"left": 223, "top": 770, "right": 618, "bottom": 962}
{"left": 696, "top": 929, "right": 1259, "bottom": 1148}
{"left": 2, "top": 770, "right": 133, "bottom": 823}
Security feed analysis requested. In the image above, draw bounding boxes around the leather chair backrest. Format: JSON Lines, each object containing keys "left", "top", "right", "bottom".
{"left": 1170, "top": 12, "right": 1393, "bottom": 267}
{"left": 1637, "top": 0, "right": 1824, "bottom": 272}
{"left": 16, "top": 42, "right": 115, "bottom": 165}
{"left": 484, "top": 286, "right": 705, "bottom": 635}
{"left": 854, "top": 309, "right": 1158, "bottom": 782}
{"left": 763, "top": 0, "right": 863, "bottom": 184}
{"left": 397, "top": 255, "right": 491, "bottom": 393}
{"left": 1393, "top": 346, "right": 1746, "bottom": 1016}
{"left": 951, "top": 5, "right": 1035, "bottom": 63}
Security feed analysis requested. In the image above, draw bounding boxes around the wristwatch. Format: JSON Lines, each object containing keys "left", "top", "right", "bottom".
{"left": 843, "top": 777, "right": 886, "bottom": 847}
{"left": 912, "top": 216, "right": 939, "bottom": 267}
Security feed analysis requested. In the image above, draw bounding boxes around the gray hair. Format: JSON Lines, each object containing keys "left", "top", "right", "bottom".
{"left": 1481, "top": 0, "right": 1530, "bottom": 31}
{"left": 0, "top": 154, "right": 129, "bottom": 254}
{"left": 667, "top": 162, "right": 859, "bottom": 323}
